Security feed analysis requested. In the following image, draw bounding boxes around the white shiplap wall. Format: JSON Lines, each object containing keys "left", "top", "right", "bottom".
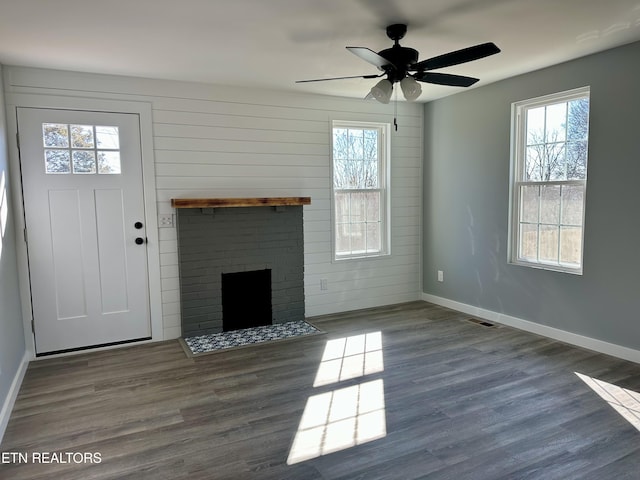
{"left": 4, "top": 66, "right": 422, "bottom": 340}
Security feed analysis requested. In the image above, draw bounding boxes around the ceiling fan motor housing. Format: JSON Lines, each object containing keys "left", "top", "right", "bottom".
{"left": 378, "top": 45, "right": 419, "bottom": 82}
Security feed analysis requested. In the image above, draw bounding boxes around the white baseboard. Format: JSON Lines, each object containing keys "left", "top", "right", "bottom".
{"left": 422, "top": 293, "right": 640, "bottom": 365}
{"left": 0, "top": 352, "right": 29, "bottom": 444}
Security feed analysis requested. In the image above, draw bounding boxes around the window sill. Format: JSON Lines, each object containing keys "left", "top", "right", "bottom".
{"left": 509, "top": 259, "right": 583, "bottom": 276}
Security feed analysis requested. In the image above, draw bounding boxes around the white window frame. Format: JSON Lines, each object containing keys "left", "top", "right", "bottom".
{"left": 331, "top": 120, "right": 390, "bottom": 261}
{"left": 508, "top": 86, "right": 590, "bottom": 274}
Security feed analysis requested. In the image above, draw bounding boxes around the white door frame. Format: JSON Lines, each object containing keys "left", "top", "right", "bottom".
{"left": 5, "top": 93, "right": 163, "bottom": 359}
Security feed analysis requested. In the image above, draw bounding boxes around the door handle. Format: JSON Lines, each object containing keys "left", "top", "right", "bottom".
{"left": 135, "top": 237, "right": 146, "bottom": 245}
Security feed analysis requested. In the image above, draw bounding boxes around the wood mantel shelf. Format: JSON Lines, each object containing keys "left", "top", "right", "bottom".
{"left": 171, "top": 197, "right": 311, "bottom": 209}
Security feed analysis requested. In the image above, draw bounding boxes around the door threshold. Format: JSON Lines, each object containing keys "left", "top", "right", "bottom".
{"left": 36, "top": 337, "right": 152, "bottom": 357}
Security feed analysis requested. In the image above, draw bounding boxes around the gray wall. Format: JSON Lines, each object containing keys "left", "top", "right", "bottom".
{"left": 0, "top": 64, "right": 26, "bottom": 431}
{"left": 423, "top": 41, "right": 640, "bottom": 351}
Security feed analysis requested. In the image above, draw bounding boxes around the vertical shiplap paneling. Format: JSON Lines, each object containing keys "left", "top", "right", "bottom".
{"left": 4, "top": 66, "right": 422, "bottom": 338}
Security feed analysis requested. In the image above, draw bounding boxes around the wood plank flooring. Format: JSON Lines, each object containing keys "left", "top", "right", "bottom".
{"left": 1, "top": 301, "right": 639, "bottom": 479}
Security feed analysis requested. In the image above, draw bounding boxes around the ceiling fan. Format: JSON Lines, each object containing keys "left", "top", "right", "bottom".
{"left": 297, "top": 24, "right": 500, "bottom": 103}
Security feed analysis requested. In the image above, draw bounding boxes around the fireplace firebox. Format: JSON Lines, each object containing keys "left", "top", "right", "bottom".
{"left": 222, "top": 269, "right": 272, "bottom": 331}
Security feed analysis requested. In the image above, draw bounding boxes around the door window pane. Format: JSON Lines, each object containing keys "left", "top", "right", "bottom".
{"left": 72, "top": 151, "right": 96, "bottom": 174}
{"left": 45, "top": 150, "right": 70, "bottom": 173}
{"left": 71, "top": 125, "right": 95, "bottom": 148}
{"left": 43, "top": 124, "right": 69, "bottom": 147}
{"left": 96, "top": 126, "right": 120, "bottom": 149}
{"left": 98, "top": 152, "right": 121, "bottom": 174}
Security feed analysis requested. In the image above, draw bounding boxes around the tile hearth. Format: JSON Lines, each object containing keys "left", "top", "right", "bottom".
{"left": 182, "top": 320, "right": 321, "bottom": 356}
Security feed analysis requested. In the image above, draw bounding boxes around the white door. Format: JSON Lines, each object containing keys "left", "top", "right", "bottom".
{"left": 17, "top": 107, "right": 151, "bottom": 354}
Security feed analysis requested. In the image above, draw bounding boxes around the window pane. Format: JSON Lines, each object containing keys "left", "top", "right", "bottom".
{"left": 560, "top": 226, "right": 582, "bottom": 265}
{"left": 366, "top": 223, "right": 381, "bottom": 252}
{"left": 520, "top": 185, "right": 539, "bottom": 223}
{"left": 540, "top": 185, "right": 561, "bottom": 224}
{"left": 96, "top": 126, "right": 120, "bottom": 149}
{"left": 45, "top": 149, "right": 70, "bottom": 173}
{"left": 350, "top": 192, "right": 366, "bottom": 223}
{"left": 561, "top": 185, "right": 584, "bottom": 226}
{"left": 519, "top": 223, "right": 538, "bottom": 260}
{"left": 539, "top": 225, "right": 559, "bottom": 263}
{"left": 333, "top": 128, "right": 348, "bottom": 160}
{"left": 351, "top": 223, "right": 366, "bottom": 253}
{"left": 335, "top": 192, "right": 350, "bottom": 223}
{"left": 567, "top": 98, "right": 589, "bottom": 142}
{"left": 526, "top": 107, "right": 545, "bottom": 146}
{"left": 365, "top": 192, "right": 380, "bottom": 222}
{"left": 72, "top": 150, "right": 96, "bottom": 173}
{"left": 546, "top": 143, "right": 566, "bottom": 181}
{"left": 545, "top": 103, "right": 566, "bottom": 142}
{"left": 336, "top": 224, "right": 350, "bottom": 255}
{"left": 525, "top": 146, "right": 543, "bottom": 181}
{"left": 98, "top": 151, "right": 121, "bottom": 174}
{"left": 364, "top": 159, "right": 378, "bottom": 188}
{"left": 348, "top": 129, "right": 364, "bottom": 160}
{"left": 42, "top": 123, "right": 69, "bottom": 147}
{"left": 566, "top": 141, "right": 587, "bottom": 180}
{"left": 71, "top": 125, "right": 94, "bottom": 148}
{"left": 363, "top": 130, "right": 378, "bottom": 159}
{"left": 334, "top": 159, "right": 349, "bottom": 188}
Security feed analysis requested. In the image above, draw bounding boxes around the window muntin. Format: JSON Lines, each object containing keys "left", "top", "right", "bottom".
{"left": 510, "top": 88, "right": 589, "bottom": 273}
{"left": 332, "top": 122, "right": 389, "bottom": 260}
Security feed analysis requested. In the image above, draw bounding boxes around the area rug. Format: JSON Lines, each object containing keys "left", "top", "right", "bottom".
{"left": 181, "top": 320, "right": 322, "bottom": 357}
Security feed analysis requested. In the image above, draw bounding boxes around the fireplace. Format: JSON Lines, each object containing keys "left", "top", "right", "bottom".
{"left": 222, "top": 269, "right": 272, "bottom": 331}
{"left": 172, "top": 197, "right": 310, "bottom": 337}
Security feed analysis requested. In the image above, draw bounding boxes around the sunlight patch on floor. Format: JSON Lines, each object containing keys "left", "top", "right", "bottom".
{"left": 575, "top": 372, "right": 640, "bottom": 431}
{"left": 313, "top": 332, "right": 384, "bottom": 387}
{"left": 288, "top": 332, "right": 387, "bottom": 465}
{"left": 287, "top": 379, "right": 386, "bottom": 464}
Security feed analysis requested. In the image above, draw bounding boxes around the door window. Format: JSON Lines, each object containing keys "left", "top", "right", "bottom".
{"left": 42, "top": 123, "right": 121, "bottom": 174}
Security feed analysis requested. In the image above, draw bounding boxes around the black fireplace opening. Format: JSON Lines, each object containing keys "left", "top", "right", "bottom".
{"left": 222, "top": 269, "right": 272, "bottom": 332}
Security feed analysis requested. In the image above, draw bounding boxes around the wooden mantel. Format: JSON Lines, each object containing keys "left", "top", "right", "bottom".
{"left": 171, "top": 197, "right": 311, "bottom": 209}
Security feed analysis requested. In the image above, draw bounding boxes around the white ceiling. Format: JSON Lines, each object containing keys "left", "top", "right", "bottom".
{"left": 1, "top": 0, "right": 640, "bottom": 102}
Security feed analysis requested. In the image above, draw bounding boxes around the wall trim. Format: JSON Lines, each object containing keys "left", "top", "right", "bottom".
{"left": 422, "top": 293, "right": 640, "bottom": 365}
{"left": 0, "top": 352, "right": 29, "bottom": 443}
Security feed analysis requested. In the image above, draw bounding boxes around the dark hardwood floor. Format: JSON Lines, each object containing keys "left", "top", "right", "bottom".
{"left": 1, "top": 301, "right": 639, "bottom": 479}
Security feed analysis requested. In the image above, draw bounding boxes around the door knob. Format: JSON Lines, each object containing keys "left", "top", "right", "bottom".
{"left": 135, "top": 237, "right": 145, "bottom": 245}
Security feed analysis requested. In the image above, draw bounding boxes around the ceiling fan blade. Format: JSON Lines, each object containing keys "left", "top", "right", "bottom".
{"left": 296, "top": 73, "right": 383, "bottom": 83}
{"left": 346, "top": 46, "right": 395, "bottom": 70}
{"left": 415, "top": 72, "right": 479, "bottom": 87}
{"left": 413, "top": 42, "right": 500, "bottom": 71}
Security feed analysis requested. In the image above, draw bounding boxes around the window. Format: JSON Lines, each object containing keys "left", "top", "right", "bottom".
{"left": 332, "top": 121, "right": 389, "bottom": 260}
{"left": 42, "top": 123, "right": 121, "bottom": 174}
{"left": 509, "top": 87, "right": 590, "bottom": 274}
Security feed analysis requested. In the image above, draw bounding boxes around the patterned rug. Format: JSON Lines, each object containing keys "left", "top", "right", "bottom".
{"left": 182, "top": 320, "right": 321, "bottom": 356}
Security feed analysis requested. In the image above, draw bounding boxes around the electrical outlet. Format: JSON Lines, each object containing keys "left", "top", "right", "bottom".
{"left": 158, "top": 214, "right": 174, "bottom": 228}
{"left": 437, "top": 270, "right": 444, "bottom": 282}
{"left": 320, "top": 279, "right": 328, "bottom": 290}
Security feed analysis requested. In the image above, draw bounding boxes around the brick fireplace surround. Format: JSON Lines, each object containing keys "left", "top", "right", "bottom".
{"left": 172, "top": 197, "right": 311, "bottom": 337}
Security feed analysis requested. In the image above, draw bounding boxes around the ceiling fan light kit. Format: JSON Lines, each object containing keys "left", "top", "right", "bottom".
{"left": 297, "top": 23, "right": 500, "bottom": 104}
{"left": 400, "top": 76, "right": 422, "bottom": 101}
{"left": 370, "top": 79, "right": 393, "bottom": 104}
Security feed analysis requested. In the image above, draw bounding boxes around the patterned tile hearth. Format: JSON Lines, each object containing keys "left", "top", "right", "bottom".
{"left": 182, "top": 320, "right": 321, "bottom": 356}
